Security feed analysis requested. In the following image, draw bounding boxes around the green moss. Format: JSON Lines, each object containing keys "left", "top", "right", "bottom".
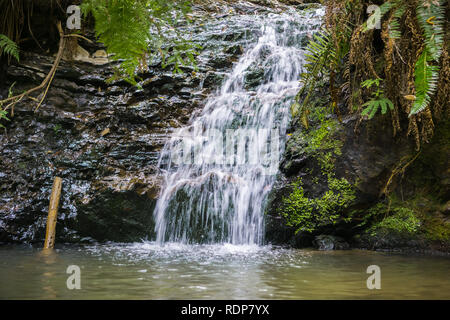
{"left": 422, "top": 215, "right": 450, "bottom": 241}
{"left": 368, "top": 207, "right": 421, "bottom": 236}
{"left": 303, "top": 110, "right": 343, "bottom": 175}
{"left": 280, "top": 105, "right": 353, "bottom": 234}
{"left": 358, "top": 196, "right": 450, "bottom": 243}
{"left": 279, "top": 176, "right": 355, "bottom": 234}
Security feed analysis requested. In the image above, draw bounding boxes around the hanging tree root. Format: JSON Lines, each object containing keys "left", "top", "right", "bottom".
{"left": 380, "top": 151, "right": 421, "bottom": 197}
{"left": 0, "top": 21, "right": 92, "bottom": 115}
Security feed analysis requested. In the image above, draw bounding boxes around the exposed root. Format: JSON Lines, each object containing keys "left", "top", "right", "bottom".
{"left": 0, "top": 21, "right": 66, "bottom": 114}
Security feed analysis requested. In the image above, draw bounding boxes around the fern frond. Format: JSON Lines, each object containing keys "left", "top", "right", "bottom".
{"left": 388, "top": 5, "right": 406, "bottom": 39}
{"left": 298, "top": 28, "right": 335, "bottom": 100}
{"left": 362, "top": 97, "right": 394, "bottom": 119}
{"left": 410, "top": 49, "right": 440, "bottom": 116}
{"left": 0, "top": 34, "right": 19, "bottom": 62}
{"left": 416, "top": 0, "right": 445, "bottom": 62}
{"left": 81, "top": 0, "right": 196, "bottom": 83}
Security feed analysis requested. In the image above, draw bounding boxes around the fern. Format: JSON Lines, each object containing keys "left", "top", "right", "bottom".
{"left": 0, "top": 34, "right": 19, "bottom": 62}
{"left": 410, "top": 50, "right": 440, "bottom": 116}
{"left": 362, "top": 97, "right": 394, "bottom": 119}
{"left": 388, "top": 5, "right": 406, "bottom": 39}
{"left": 298, "top": 29, "right": 336, "bottom": 106}
{"left": 416, "top": 0, "right": 445, "bottom": 62}
{"left": 0, "top": 109, "right": 9, "bottom": 128}
{"left": 361, "top": 78, "right": 394, "bottom": 119}
{"left": 81, "top": 0, "right": 197, "bottom": 84}
{"left": 409, "top": 0, "right": 445, "bottom": 116}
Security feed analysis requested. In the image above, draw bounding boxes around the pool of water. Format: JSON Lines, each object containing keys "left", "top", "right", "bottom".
{"left": 1, "top": 243, "right": 449, "bottom": 299}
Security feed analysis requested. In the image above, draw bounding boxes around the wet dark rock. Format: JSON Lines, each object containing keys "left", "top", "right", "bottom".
{"left": 244, "top": 67, "right": 265, "bottom": 89}
{"left": 313, "top": 235, "right": 349, "bottom": 250}
{"left": 203, "top": 71, "right": 226, "bottom": 88}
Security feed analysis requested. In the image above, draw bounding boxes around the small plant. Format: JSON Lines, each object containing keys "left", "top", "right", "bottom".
{"left": 0, "top": 109, "right": 9, "bottom": 128}
{"left": 0, "top": 34, "right": 19, "bottom": 62}
{"left": 0, "top": 82, "right": 16, "bottom": 128}
{"left": 368, "top": 207, "right": 421, "bottom": 236}
{"left": 360, "top": 78, "right": 394, "bottom": 119}
{"left": 53, "top": 124, "right": 62, "bottom": 133}
{"left": 279, "top": 176, "right": 355, "bottom": 234}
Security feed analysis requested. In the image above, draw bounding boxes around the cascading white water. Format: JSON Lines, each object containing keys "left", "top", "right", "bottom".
{"left": 154, "top": 8, "right": 323, "bottom": 245}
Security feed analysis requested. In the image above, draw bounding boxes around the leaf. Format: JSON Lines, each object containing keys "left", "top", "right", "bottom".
{"left": 81, "top": 0, "right": 197, "bottom": 84}
{"left": 0, "top": 34, "right": 19, "bottom": 62}
{"left": 379, "top": 99, "right": 387, "bottom": 114}
{"left": 410, "top": 49, "right": 440, "bottom": 116}
{"left": 386, "top": 99, "right": 394, "bottom": 110}
{"left": 416, "top": 0, "right": 445, "bottom": 62}
{"left": 403, "top": 95, "right": 417, "bottom": 101}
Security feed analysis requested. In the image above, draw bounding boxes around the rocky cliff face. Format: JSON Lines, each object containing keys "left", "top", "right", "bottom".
{"left": 1, "top": 0, "right": 296, "bottom": 243}
{"left": 265, "top": 80, "right": 450, "bottom": 253}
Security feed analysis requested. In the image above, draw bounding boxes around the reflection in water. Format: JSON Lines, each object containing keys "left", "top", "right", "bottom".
{"left": 1, "top": 244, "right": 449, "bottom": 299}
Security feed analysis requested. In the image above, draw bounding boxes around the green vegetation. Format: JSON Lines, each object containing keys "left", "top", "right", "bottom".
{"left": 0, "top": 82, "right": 15, "bottom": 128}
{"left": 352, "top": 194, "right": 450, "bottom": 244}
{"left": 367, "top": 206, "right": 421, "bottom": 236}
{"left": 360, "top": 78, "right": 394, "bottom": 119}
{"left": 280, "top": 177, "right": 355, "bottom": 234}
{"left": 53, "top": 124, "right": 62, "bottom": 133}
{"left": 412, "top": 48, "right": 440, "bottom": 116}
{"left": 81, "top": 0, "right": 200, "bottom": 84}
{"left": 298, "top": 0, "right": 448, "bottom": 150}
{"left": 280, "top": 106, "right": 355, "bottom": 234}
{"left": 0, "top": 34, "right": 19, "bottom": 62}
{"left": 285, "top": 0, "right": 449, "bottom": 243}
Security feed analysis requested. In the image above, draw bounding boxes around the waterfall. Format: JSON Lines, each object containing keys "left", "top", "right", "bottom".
{"left": 153, "top": 8, "right": 323, "bottom": 245}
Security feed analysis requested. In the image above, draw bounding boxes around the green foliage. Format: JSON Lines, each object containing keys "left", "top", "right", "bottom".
{"left": 422, "top": 215, "right": 450, "bottom": 241}
{"left": 298, "top": 29, "right": 336, "bottom": 108}
{"left": 360, "top": 78, "right": 394, "bottom": 119}
{"left": 410, "top": 0, "right": 446, "bottom": 117}
{"left": 304, "top": 119, "right": 341, "bottom": 155}
{"left": 0, "top": 82, "right": 15, "bottom": 128}
{"left": 388, "top": 4, "right": 406, "bottom": 39}
{"left": 280, "top": 179, "right": 315, "bottom": 233}
{"left": 367, "top": 207, "right": 421, "bottom": 236}
{"left": 53, "top": 124, "right": 62, "bottom": 133}
{"left": 410, "top": 50, "right": 440, "bottom": 116}
{"left": 356, "top": 0, "right": 445, "bottom": 118}
{"left": 280, "top": 177, "right": 356, "bottom": 234}
{"left": 81, "top": 0, "right": 200, "bottom": 84}
{"left": 0, "top": 34, "right": 19, "bottom": 62}
{"left": 306, "top": 119, "right": 343, "bottom": 173}
{"left": 416, "top": 0, "right": 445, "bottom": 62}
{"left": 0, "top": 109, "right": 9, "bottom": 128}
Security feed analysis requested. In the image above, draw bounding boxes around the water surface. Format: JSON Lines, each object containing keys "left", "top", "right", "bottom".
{"left": 1, "top": 243, "right": 449, "bottom": 299}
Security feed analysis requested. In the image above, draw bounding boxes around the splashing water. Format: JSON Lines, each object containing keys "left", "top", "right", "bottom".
{"left": 154, "top": 9, "right": 323, "bottom": 245}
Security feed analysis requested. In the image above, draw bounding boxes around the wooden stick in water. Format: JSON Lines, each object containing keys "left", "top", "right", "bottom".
{"left": 44, "top": 177, "right": 62, "bottom": 249}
